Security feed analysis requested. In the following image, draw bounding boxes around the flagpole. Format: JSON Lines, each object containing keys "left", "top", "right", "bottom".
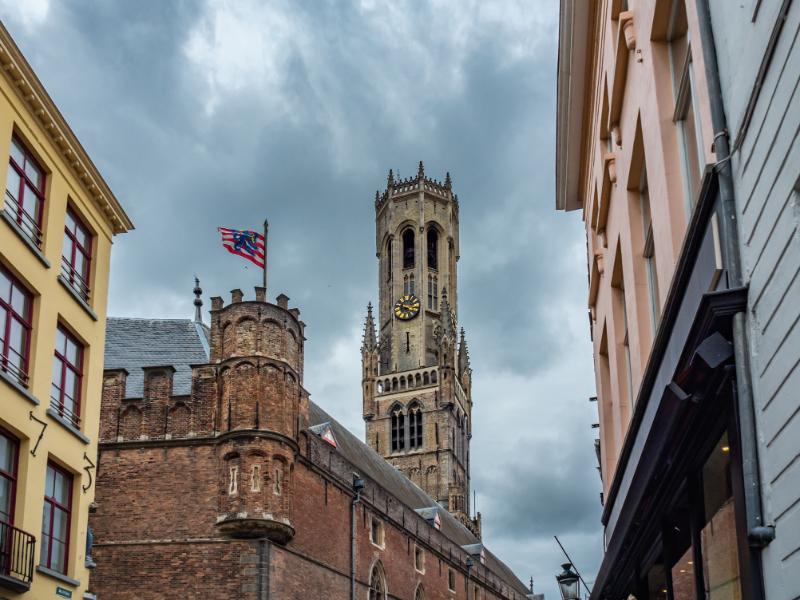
{"left": 264, "top": 219, "right": 269, "bottom": 293}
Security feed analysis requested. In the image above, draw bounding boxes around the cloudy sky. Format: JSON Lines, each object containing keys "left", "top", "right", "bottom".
{"left": 2, "top": 1, "right": 601, "bottom": 596}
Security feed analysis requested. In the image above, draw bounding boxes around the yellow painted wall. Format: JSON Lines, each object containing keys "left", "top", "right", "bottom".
{"left": 0, "top": 26, "right": 130, "bottom": 600}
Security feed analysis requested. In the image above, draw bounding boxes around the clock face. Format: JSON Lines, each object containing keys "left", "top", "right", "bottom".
{"left": 394, "top": 294, "right": 421, "bottom": 320}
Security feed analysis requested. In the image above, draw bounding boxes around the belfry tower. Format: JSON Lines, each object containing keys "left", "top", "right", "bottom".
{"left": 361, "top": 162, "right": 479, "bottom": 537}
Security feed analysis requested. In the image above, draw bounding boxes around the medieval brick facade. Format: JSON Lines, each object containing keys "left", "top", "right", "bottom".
{"left": 91, "top": 286, "right": 528, "bottom": 599}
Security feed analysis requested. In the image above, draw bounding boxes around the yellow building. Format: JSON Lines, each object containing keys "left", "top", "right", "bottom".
{"left": 0, "top": 22, "right": 132, "bottom": 599}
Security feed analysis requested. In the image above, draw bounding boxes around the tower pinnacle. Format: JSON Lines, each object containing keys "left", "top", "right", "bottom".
{"left": 193, "top": 277, "right": 203, "bottom": 323}
{"left": 361, "top": 302, "right": 377, "bottom": 352}
{"left": 458, "top": 327, "right": 471, "bottom": 375}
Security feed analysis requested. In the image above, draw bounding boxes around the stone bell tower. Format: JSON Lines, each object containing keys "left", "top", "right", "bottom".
{"left": 207, "top": 287, "right": 308, "bottom": 543}
{"left": 361, "top": 162, "right": 479, "bottom": 537}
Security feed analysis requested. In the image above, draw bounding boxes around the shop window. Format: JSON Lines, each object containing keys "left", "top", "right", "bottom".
{"left": 701, "top": 432, "right": 742, "bottom": 598}
{"left": 41, "top": 463, "right": 72, "bottom": 574}
{"left": 5, "top": 136, "right": 46, "bottom": 247}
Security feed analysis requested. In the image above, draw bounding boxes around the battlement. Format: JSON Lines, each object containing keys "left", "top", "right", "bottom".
{"left": 208, "top": 288, "right": 306, "bottom": 378}
{"left": 374, "top": 161, "right": 459, "bottom": 210}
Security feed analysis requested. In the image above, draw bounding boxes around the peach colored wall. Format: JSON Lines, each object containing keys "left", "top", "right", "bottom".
{"left": 577, "top": 0, "right": 718, "bottom": 495}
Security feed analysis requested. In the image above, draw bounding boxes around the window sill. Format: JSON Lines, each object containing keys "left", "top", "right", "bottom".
{"left": 58, "top": 275, "right": 98, "bottom": 321}
{"left": 0, "top": 369, "right": 39, "bottom": 405}
{"left": 36, "top": 565, "right": 81, "bottom": 587}
{"left": 1, "top": 210, "right": 50, "bottom": 268}
{"left": 47, "top": 407, "right": 90, "bottom": 444}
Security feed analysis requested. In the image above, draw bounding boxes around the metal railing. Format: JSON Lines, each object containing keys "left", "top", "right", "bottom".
{"left": 50, "top": 395, "right": 81, "bottom": 429}
{"left": 0, "top": 520, "right": 35, "bottom": 587}
{"left": 0, "top": 347, "right": 29, "bottom": 388}
{"left": 60, "top": 257, "right": 91, "bottom": 302}
{"left": 3, "top": 191, "right": 43, "bottom": 249}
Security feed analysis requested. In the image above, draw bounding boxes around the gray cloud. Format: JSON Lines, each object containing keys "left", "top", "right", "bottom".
{"left": 2, "top": 2, "right": 602, "bottom": 597}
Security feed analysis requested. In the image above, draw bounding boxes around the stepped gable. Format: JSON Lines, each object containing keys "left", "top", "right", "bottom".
{"left": 104, "top": 317, "right": 210, "bottom": 398}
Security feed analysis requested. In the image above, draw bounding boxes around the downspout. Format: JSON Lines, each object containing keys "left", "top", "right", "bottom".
{"left": 258, "top": 539, "right": 270, "bottom": 600}
{"left": 352, "top": 476, "right": 365, "bottom": 600}
{"left": 694, "top": 0, "right": 774, "bottom": 590}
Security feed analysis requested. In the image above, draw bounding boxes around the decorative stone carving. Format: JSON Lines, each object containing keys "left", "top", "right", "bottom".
{"left": 620, "top": 11, "right": 636, "bottom": 50}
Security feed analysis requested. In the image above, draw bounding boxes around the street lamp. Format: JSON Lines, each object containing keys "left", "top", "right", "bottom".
{"left": 556, "top": 562, "right": 581, "bottom": 600}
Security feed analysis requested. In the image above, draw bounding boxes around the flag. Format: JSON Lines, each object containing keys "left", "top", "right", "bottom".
{"left": 218, "top": 227, "right": 265, "bottom": 269}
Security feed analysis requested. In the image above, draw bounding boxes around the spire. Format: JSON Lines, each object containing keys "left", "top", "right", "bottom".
{"left": 387, "top": 168, "right": 394, "bottom": 187}
{"left": 193, "top": 277, "right": 203, "bottom": 323}
{"left": 445, "top": 171, "right": 452, "bottom": 189}
{"left": 418, "top": 160, "right": 425, "bottom": 179}
{"left": 361, "top": 302, "right": 377, "bottom": 352}
{"left": 458, "top": 327, "right": 471, "bottom": 374}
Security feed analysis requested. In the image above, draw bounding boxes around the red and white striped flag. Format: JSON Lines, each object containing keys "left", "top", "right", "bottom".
{"left": 217, "top": 227, "right": 266, "bottom": 269}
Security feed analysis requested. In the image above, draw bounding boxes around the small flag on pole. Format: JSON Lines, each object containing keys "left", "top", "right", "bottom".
{"left": 218, "top": 227, "right": 265, "bottom": 269}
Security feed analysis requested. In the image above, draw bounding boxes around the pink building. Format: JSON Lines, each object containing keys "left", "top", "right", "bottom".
{"left": 555, "top": 1, "right": 790, "bottom": 598}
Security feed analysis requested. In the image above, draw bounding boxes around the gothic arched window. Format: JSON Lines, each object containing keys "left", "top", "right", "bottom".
{"left": 402, "top": 229, "right": 415, "bottom": 269}
{"left": 427, "top": 228, "right": 438, "bottom": 270}
{"left": 391, "top": 406, "right": 405, "bottom": 452}
{"left": 369, "top": 561, "right": 387, "bottom": 600}
{"left": 409, "top": 402, "right": 423, "bottom": 450}
{"left": 427, "top": 275, "right": 438, "bottom": 310}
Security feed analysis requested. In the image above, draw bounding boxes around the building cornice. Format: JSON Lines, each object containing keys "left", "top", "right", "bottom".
{"left": 0, "top": 22, "right": 133, "bottom": 234}
{"left": 555, "top": 0, "right": 598, "bottom": 212}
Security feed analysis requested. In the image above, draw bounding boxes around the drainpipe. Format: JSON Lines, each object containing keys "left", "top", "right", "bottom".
{"left": 694, "top": 0, "right": 774, "bottom": 594}
{"left": 258, "top": 539, "right": 270, "bottom": 600}
{"left": 352, "top": 475, "right": 365, "bottom": 600}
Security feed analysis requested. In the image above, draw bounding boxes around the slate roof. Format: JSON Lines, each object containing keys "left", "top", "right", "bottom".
{"left": 104, "top": 317, "right": 528, "bottom": 595}
{"left": 104, "top": 318, "right": 210, "bottom": 398}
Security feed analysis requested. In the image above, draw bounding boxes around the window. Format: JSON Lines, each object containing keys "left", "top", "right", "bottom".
{"left": 369, "top": 561, "right": 387, "bottom": 599}
{"left": 415, "top": 584, "right": 425, "bottom": 600}
{"left": 370, "top": 517, "right": 385, "bottom": 548}
{"left": 0, "top": 265, "right": 33, "bottom": 386}
{"left": 41, "top": 463, "right": 72, "bottom": 574}
{"left": 404, "top": 274, "right": 415, "bottom": 295}
{"left": 427, "top": 228, "right": 438, "bottom": 270}
{"left": 409, "top": 403, "right": 423, "bottom": 450}
{"left": 391, "top": 407, "right": 405, "bottom": 452}
{"left": 402, "top": 229, "right": 415, "bottom": 269}
{"left": 640, "top": 169, "right": 661, "bottom": 331}
{"left": 5, "top": 136, "right": 45, "bottom": 247}
{"left": 448, "top": 568, "right": 456, "bottom": 592}
{"left": 669, "top": 1, "right": 704, "bottom": 210}
{"left": 62, "top": 209, "right": 92, "bottom": 301}
{"left": 273, "top": 466, "right": 283, "bottom": 495}
{"left": 0, "top": 429, "right": 18, "bottom": 525}
{"left": 228, "top": 466, "right": 238, "bottom": 495}
{"left": 51, "top": 326, "right": 84, "bottom": 428}
{"left": 427, "top": 275, "right": 438, "bottom": 310}
{"left": 250, "top": 465, "right": 261, "bottom": 492}
{"left": 700, "top": 432, "right": 742, "bottom": 598}
{"left": 414, "top": 545, "right": 425, "bottom": 573}
{"left": 620, "top": 281, "right": 634, "bottom": 407}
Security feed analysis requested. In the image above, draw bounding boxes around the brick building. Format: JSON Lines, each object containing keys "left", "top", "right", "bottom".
{"left": 89, "top": 169, "right": 530, "bottom": 599}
